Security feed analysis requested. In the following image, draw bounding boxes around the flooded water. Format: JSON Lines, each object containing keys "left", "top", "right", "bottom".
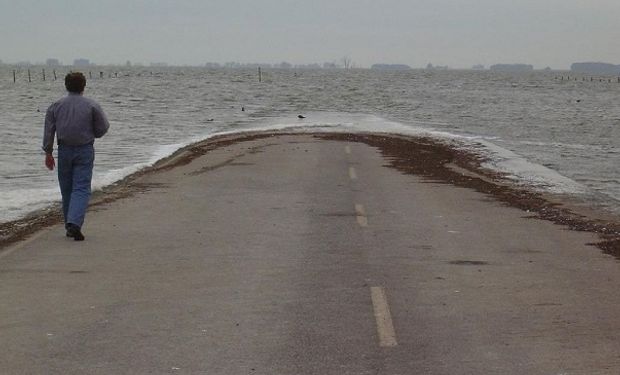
{"left": 0, "top": 67, "right": 618, "bottom": 222}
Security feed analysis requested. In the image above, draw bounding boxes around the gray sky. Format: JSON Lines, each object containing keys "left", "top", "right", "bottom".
{"left": 1, "top": 0, "right": 619, "bottom": 69}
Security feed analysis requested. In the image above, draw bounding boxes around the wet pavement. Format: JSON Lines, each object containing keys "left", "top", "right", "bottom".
{"left": 1, "top": 135, "right": 619, "bottom": 374}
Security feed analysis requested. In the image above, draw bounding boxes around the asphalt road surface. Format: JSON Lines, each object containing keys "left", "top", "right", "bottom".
{"left": 1, "top": 135, "right": 619, "bottom": 374}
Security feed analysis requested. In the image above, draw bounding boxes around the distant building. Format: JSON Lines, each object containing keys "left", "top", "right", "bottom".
{"left": 489, "top": 64, "right": 533, "bottom": 72}
{"left": 150, "top": 62, "right": 168, "bottom": 67}
{"left": 126, "top": 60, "right": 132, "bottom": 67}
{"left": 205, "top": 62, "right": 221, "bottom": 68}
{"left": 275, "top": 62, "right": 292, "bottom": 69}
{"left": 243, "top": 63, "right": 271, "bottom": 69}
{"left": 472, "top": 64, "right": 485, "bottom": 70}
{"left": 46, "top": 58, "right": 61, "bottom": 67}
{"left": 17, "top": 61, "right": 32, "bottom": 67}
{"left": 371, "top": 64, "right": 412, "bottom": 71}
{"left": 571, "top": 62, "right": 620, "bottom": 75}
{"left": 426, "top": 63, "right": 449, "bottom": 70}
{"left": 73, "top": 58, "right": 91, "bottom": 66}
{"left": 323, "top": 62, "right": 338, "bottom": 69}
{"left": 295, "top": 63, "right": 321, "bottom": 69}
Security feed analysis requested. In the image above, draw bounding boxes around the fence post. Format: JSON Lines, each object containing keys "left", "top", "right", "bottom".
{"left": 13, "top": 70, "right": 16, "bottom": 83}
{"left": 42, "top": 69, "right": 46, "bottom": 81}
{"left": 28, "top": 69, "right": 31, "bottom": 82}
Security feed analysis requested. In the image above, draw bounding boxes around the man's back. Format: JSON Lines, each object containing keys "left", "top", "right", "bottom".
{"left": 43, "top": 93, "right": 109, "bottom": 153}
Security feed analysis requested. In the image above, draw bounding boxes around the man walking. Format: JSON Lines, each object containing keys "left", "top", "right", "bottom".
{"left": 43, "top": 72, "right": 110, "bottom": 241}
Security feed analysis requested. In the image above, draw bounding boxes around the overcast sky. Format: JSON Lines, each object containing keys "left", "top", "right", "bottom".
{"left": 1, "top": 0, "right": 619, "bottom": 69}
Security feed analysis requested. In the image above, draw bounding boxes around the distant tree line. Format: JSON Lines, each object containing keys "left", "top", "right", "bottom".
{"left": 205, "top": 60, "right": 351, "bottom": 70}
{"left": 489, "top": 64, "right": 534, "bottom": 72}
{"left": 571, "top": 62, "right": 620, "bottom": 75}
{"left": 371, "top": 64, "right": 412, "bottom": 71}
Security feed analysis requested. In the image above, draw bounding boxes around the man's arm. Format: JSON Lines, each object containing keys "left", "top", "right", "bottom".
{"left": 43, "top": 105, "right": 56, "bottom": 170}
{"left": 45, "top": 153, "right": 55, "bottom": 170}
{"left": 92, "top": 103, "right": 110, "bottom": 138}
{"left": 42, "top": 105, "right": 56, "bottom": 154}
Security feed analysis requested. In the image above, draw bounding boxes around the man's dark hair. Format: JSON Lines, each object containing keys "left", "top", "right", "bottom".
{"left": 65, "top": 72, "right": 86, "bottom": 93}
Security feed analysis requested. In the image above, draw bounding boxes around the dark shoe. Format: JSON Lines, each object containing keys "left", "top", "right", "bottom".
{"left": 66, "top": 224, "right": 85, "bottom": 241}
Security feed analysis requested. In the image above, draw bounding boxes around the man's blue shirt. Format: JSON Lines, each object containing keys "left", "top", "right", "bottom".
{"left": 42, "top": 93, "right": 110, "bottom": 153}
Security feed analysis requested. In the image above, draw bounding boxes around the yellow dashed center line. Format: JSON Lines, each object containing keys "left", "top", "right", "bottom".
{"left": 349, "top": 167, "right": 357, "bottom": 180}
{"left": 345, "top": 148, "right": 395, "bottom": 347}
{"left": 355, "top": 204, "right": 368, "bottom": 227}
{"left": 370, "top": 286, "right": 398, "bottom": 347}
{"left": 355, "top": 203, "right": 365, "bottom": 216}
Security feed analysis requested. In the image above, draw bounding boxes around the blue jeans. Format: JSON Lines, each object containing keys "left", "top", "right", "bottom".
{"left": 57, "top": 143, "right": 95, "bottom": 228}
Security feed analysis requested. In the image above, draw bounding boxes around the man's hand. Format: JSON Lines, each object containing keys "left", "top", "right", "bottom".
{"left": 45, "top": 153, "right": 55, "bottom": 171}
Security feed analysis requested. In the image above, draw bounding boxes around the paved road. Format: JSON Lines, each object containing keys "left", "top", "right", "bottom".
{"left": 1, "top": 135, "right": 619, "bottom": 374}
